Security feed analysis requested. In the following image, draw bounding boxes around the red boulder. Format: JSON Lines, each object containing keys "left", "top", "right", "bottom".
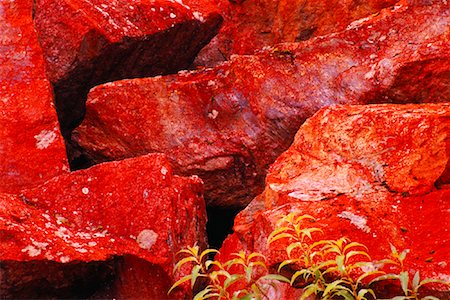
{"left": 220, "top": 103, "right": 450, "bottom": 297}
{"left": 0, "top": 154, "right": 206, "bottom": 299}
{"left": 193, "top": 0, "right": 400, "bottom": 66}
{"left": 0, "top": 0, "right": 68, "bottom": 193}
{"left": 33, "top": 0, "right": 223, "bottom": 131}
{"left": 73, "top": 3, "right": 450, "bottom": 208}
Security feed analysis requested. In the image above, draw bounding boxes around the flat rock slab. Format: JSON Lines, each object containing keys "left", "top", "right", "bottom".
{"left": 0, "top": 0, "right": 68, "bottom": 193}
{"left": 219, "top": 103, "right": 450, "bottom": 297}
{"left": 74, "top": 3, "right": 450, "bottom": 208}
{"left": 193, "top": 0, "right": 400, "bottom": 66}
{"left": 0, "top": 154, "right": 206, "bottom": 299}
{"left": 33, "top": 0, "right": 222, "bottom": 131}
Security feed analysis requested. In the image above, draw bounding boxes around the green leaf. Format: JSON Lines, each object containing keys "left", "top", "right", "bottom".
{"left": 278, "top": 259, "right": 298, "bottom": 272}
{"left": 247, "top": 252, "right": 266, "bottom": 263}
{"left": 399, "top": 271, "right": 409, "bottom": 296}
{"left": 300, "top": 284, "right": 318, "bottom": 300}
{"left": 390, "top": 296, "right": 408, "bottom": 300}
{"left": 412, "top": 271, "right": 420, "bottom": 290}
{"left": 417, "top": 278, "right": 450, "bottom": 290}
{"left": 346, "top": 241, "right": 368, "bottom": 250}
{"left": 193, "top": 286, "right": 213, "bottom": 300}
{"left": 290, "top": 269, "right": 311, "bottom": 285}
{"left": 173, "top": 256, "right": 198, "bottom": 273}
{"left": 390, "top": 243, "right": 398, "bottom": 256}
{"left": 268, "top": 227, "right": 291, "bottom": 244}
{"left": 421, "top": 296, "right": 440, "bottom": 300}
{"left": 294, "top": 214, "right": 316, "bottom": 224}
{"left": 356, "top": 270, "right": 385, "bottom": 285}
{"left": 168, "top": 275, "right": 192, "bottom": 295}
{"left": 224, "top": 274, "right": 244, "bottom": 289}
{"left": 245, "top": 265, "right": 252, "bottom": 282}
{"left": 286, "top": 242, "right": 304, "bottom": 258}
{"left": 357, "top": 288, "right": 376, "bottom": 299}
{"left": 336, "top": 255, "right": 346, "bottom": 275}
{"left": 191, "top": 265, "right": 203, "bottom": 288}
{"left": 345, "top": 250, "right": 371, "bottom": 263}
{"left": 323, "top": 280, "right": 348, "bottom": 296}
{"left": 199, "top": 249, "right": 219, "bottom": 262}
{"left": 334, "top": 289, "right": 355, "bottom": 300}
{"left": 205, "top": 260, "right": 222, "bottom": 270}
{"left": 369, "top": 273, "right": 399, "bottom": 285}
{"left": 268, "top": 232, "right": 296, "bottom": 244}
{"left": 259, "top": 274, "right": 291, "bottom": 284}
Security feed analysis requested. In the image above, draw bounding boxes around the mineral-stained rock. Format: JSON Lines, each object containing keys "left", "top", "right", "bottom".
{"left": 192, "top": 0, "right": 400, "bottom": 67}
{"left": 0, "top": 0, "right": 68, "bottom": 193}
{"left": 218, "top": 103, "right": 450, "bottom": 297}
{"left": 0, "top": 154, "right": 206, "bottom": 299}
{"left": 33, "top": 0, "right": 222, "bottom": 132}
{"left": 74, "top": 3, "right": 450, "bottom": 208}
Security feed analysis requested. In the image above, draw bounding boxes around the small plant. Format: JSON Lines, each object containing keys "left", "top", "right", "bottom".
{"left": 168, "top": 244, "right": 289, "bottom": 300}
{"left": 169, "top": 213, "right": 449, "bottom": 300}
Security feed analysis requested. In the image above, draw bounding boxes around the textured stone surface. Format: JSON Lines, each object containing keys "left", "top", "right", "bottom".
{"left": 219, "top": 103, "right": 450, "bottom": 297}
{"left": 193, "top": 0, "right": 400, "bottom": 66}
{"left": 34, "top": 0, "right": 222, "bottom": 132}
{"left": 0, "top": 0, "right": 68, "bottom": 193}
{"left": 0, "top": 154, "right": 206, "bottom": 299}
{"left": 74, "top": 3, "right": 450, "bottom": 208}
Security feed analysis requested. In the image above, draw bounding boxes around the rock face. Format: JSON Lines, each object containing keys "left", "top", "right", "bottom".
{"left": 193, "top": 0, "right": 400, "bottom": 66}
{"left": 33, "top": 0, "right": 223, "bottom": 132}
{"left": 73, "top": 2, "right": 450, "bottom": 208}
{"left": 0, "top": 0, "right": 68, "bottom": 193}
{"left": 0, "top": 154, "right": 206, "bottom": 299}
{"left": 220, "top": 103, "right": 450, "bottom": 296}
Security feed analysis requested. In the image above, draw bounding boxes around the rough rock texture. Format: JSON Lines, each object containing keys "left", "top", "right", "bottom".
{"left": 74, "top": 2, "right": 450, "bottom": 208}
{"left": 219, "top": 104, "right": 450, "bottom": 297}
{"left": 193, "top": 0, "right": 400, "bottom": 66}
{"left": 0, "top": 0, "right": 68, "bottom": 193}
{"left": 33, "top": 0, "right": 222, "bottom": 132}
{"left": 0, "top": 154, "right": 206, "bottom": 299}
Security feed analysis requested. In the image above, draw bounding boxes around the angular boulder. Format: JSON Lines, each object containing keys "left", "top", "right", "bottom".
{"left": 220, "top": 103, "right": 450, "bottom": 296}
{"left": 193, "top": 0, "right": 400, "bottom": 66}
{"left": 33, "top": 0, "right": 223, "bottom": 132}
{"left": 0, "top": 154, "right": 206, "bottom": 299}
{"left": 74, "top": 3, "right": 450, "bottom": 208}
{"left": 0, "top": 0, "right": 68, "bottom": 193}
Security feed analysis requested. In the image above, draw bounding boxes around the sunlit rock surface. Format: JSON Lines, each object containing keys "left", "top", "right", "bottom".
{"left": 0, "top": 154, "right": 206, "bottom": 299}
{"left": 74, "top": 2, "right": 450, "bottom": 208}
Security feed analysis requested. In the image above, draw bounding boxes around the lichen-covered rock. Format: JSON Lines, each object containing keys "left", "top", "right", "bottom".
{"left": 0, "top": 154, "right": 206, "bottom": 299}
{"left": 0, "top": 0, "right": 68, "bottom": 193}
{"left": 33, "top": 0, "right": 222, "bottom": 132}
{"left": 219, "top": 103, "right": 450, "bottom": 297}
{"left": 74, "top": 3, "right": 450, "bottom": 208}
{"left": 192, "top": 0, "right": 400, "bottom": 66}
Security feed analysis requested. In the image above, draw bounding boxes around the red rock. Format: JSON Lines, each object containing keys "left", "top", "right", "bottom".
{"left": 33, "top": 0, "right": 222, "bottom": 131}
{"left": 0, "top": 0, "right": 68, "bottom": 193}
{"left": 0, "top": 154, "right": 206, "bottom": 299}
{"left": 219, "top": 103, "right": 450, "bottom": 297}
{"left": 73, "top": 3, "right": 450, "bottom": 208}
{"left": 193, "top": 0, "right": 400, "bottom": 67}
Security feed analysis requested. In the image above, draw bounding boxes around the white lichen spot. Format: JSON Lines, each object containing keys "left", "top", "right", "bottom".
{"left": 338, "top": 211, "right": 371, "bottom": 233}
{"left": 161, "top": 166, "right": 168, "bottom": 176}
{"left": 60, "top": 256, "right": 70, "bottom": 263}
{"left": 192, "top": 11, "right": 204, "bottom": 22}
{"left": 169, "top": 12, "right": 176, "bottom": 18}
{"left": 34, "top": 130, "right": 57, "bottom": 149}
{"left": 208, "top": 109, "right": 219, "bottom": 119}
{"left": 88, "top": 241, "right": 97, "bottom": 247}
{"left": 22, "top": 245, "right": 41, "bottom": 257}
{"left": 82, "top": 187, "right": 89, "bottom": 195}
{"left": 136, "top": 229, "right": 158, "bottom": 250}
{"left": 75, "top": 248, "right": 88, "bottom": 253}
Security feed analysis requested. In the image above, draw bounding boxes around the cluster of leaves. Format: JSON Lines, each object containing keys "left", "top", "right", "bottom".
{"left": 169, "top": 213, "right": 449, "bottom": 300}
{"left": 168, "top": 245, "right": 288, "bottom": 300}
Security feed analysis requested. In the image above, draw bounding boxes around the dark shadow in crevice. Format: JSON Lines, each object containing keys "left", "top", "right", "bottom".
{"left": 206, "top": 206, "right": 241, "bottom": 249}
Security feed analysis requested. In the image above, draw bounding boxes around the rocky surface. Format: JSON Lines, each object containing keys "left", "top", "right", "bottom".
{"left": 74, "top": 2, "right": 450, "bottom": 208}
{"left": 219, "top": 103, "right": 450, "bottom": 296}
{"left": 0, "top": 154, "right": 206, "bottom": 299}
{"left": 0, "top": 0, "right": 68, "bottom": 193}
{"left": 193, "top": 0, "right": 401, "bottom": 67}
{"left": 33, "top": 0, "right": 222, "bottom": 132}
